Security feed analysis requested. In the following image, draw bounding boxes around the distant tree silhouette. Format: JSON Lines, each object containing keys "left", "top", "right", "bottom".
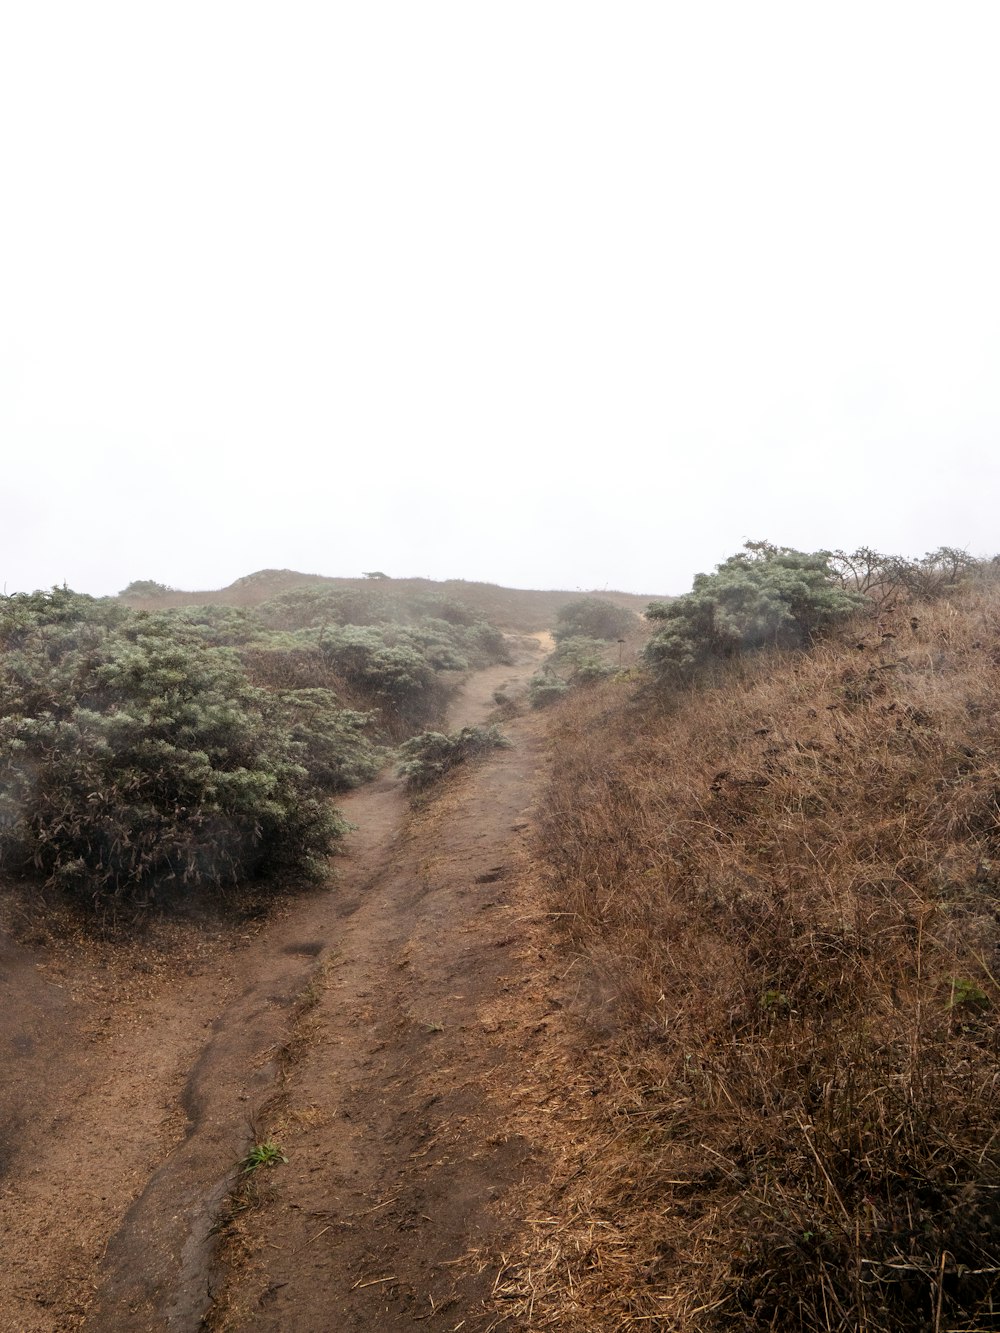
{"left": 119, "top": 579, "right": 174, "bottom": 597}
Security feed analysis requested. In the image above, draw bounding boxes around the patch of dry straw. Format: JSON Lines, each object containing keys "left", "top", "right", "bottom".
{"left": 503, "top": 584, "right": 1000, "bottom": 1331}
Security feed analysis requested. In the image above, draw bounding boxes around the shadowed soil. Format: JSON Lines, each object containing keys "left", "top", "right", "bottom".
{"left": 0, "top": 640, "right": 551, "bottom": 1332}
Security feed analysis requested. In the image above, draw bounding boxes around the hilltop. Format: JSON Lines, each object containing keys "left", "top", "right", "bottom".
{"left": 118, "top": 568, "right": 659, "bottom": 632}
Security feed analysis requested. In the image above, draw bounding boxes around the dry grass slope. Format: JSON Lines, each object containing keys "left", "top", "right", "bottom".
{"left": 524, "top": 582, "right": 1000, "bottom": 1331}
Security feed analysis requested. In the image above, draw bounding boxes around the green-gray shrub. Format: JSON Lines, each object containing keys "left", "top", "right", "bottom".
{"left": 0, "top": 590, "right": 348, "bottom": 902}
{"left": 645, "top": 541, "right": 864, "bottom": 682}
{"left": 551, "top": 636, "right": 615, "bottom": 683}
{"left": 528, "top": 676, "right": 569, "bottom": 709}
{"left": 273, "top": 688, "right": 382, "bottom": 792}
{"left": 397, "top": 725, "right": 511, "bottom": 789}
{"left": 554, "top": 597, "right": 635, "bottom": 642}
{"left": 119, "top": 579, "right": 174, "bottom": 597}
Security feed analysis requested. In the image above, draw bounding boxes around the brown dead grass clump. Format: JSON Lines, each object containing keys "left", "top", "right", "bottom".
{"left": 527, "top": 584, "right": 1000, "bottom": 1331}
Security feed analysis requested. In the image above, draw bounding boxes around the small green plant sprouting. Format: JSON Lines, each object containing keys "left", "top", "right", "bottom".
{"left": 240, "top": 1140, "right": 288, "bottom": 1173}
{"left": 947, "top": 977, "right": 990, "bottom": 1011}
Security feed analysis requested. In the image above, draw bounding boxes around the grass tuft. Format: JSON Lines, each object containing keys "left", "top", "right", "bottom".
{"left": 239, "top": 1141, "right": 287, "bottom": 1173}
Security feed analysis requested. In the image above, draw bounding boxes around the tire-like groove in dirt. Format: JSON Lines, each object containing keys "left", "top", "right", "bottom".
{"left": 0, "top": 642, "right": 547, "bottom": 1332}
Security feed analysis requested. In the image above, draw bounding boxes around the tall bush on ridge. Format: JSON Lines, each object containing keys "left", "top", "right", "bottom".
{"left": 119, "top": 579, "right": 174, "bottom": 597}
{"left": 554, "top": 597, "right": 634, "bottom": 643}
{"left": 645, "top": 541, "right": 863, "bottom": 680}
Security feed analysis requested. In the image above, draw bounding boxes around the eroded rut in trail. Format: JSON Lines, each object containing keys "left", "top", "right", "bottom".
{"left": 0, "top": 641, "right": 552, "bottom": 1332}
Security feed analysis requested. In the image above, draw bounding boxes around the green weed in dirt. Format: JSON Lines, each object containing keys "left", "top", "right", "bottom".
{"left": 240, "top": 1141, "right": 288, "bottom": 1173}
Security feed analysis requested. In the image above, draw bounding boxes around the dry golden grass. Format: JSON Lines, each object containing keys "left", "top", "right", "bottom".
{"left": 518, "top": 583, "right": 1000, "bottom": 1331}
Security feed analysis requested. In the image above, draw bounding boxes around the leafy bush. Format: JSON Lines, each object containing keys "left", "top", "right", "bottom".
{"left": 407, "top": 593, "right": 479, "bottom": 626}
{"left": 257, "top": 591, "right": 509, "bottom": 728}
{"left": 0, "top": 578, "right": 513, "bottom": 906}
{"left": 528, "top": 675, "right": 569, "bottom": 709}
{"left": 314, "top": 620, "right": 508, "bottom": 730}
{"left": 0, "top": 591, "right": 348, "bottom": 903}
{"left": 119, "top": 579, "right": 174, "bottom": 597}
{"left": 554, "top": 597, "right": 635, "bottom": 643}
{"left": 273, "top": 688, "right": 381, "bottom": 792}
{"left": 551, "top": 635, "right": 615, "bottom": 683}
{"left": 239, "top": 643, "right": 343, "bottom": 692}
{"left": 645, "top": 540, "right": 864, "bottom": 681}
{"left": 462, "top": 619, "right": 511, "bottom": 665}
{"left": 164, "top": 604, "right": 264, "bottom": 646}
{"left": 259, "top": 586, "right": 392, "bottom": 631}
{"left": 396, "top": 725, "right": 511, "bottom": 789}
{"left": 319, "top": 626, "right": 439, "bottom": 714}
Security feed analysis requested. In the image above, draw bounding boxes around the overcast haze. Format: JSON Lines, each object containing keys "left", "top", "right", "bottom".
{"left": 2, "top": 2, "right": 998, "bottom": 599}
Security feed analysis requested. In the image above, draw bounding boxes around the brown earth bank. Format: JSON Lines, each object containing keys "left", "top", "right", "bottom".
{"left": 0, "top": 637, "right": 562, "bottom": 1332}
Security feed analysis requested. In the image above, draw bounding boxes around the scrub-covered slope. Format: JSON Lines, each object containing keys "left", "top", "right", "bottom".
{"left": 515, "top": 549, "right": 1000, "bottom": 1330}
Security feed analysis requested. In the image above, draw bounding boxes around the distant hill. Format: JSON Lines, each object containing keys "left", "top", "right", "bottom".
{"left": 118, "top": 570, "right": 662, "bottom": 633}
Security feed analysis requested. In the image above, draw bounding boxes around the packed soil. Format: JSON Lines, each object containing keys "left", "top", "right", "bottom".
{"left": 0, "top": 638, "right": 557, "bottom": 1332}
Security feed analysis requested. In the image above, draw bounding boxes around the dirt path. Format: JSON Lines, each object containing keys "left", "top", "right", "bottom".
{"left": 0, "top": 640, "right": 550, "bottom": 1332}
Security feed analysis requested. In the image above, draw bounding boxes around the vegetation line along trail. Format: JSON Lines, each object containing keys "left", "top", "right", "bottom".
{"left": 0, "top": 637, "right": 550, "bottom": 1332}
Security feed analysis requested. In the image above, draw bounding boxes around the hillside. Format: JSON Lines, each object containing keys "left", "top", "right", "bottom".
{"left": 3, "top": 550, "right": 1000, "bottom": 1330}
{"left": 502, "top": 562, "right": 1000, "bottom": 1330}
{"left": 119, "top": 569, "right": 659, "bottom": 632}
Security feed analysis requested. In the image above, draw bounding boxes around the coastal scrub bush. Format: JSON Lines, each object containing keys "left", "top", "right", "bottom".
{"left": 319, "top": 627, "right": 439, "bottom": 717}
{"left": 0, "top": 591, "right": 347, "bottom": 902}
{"left": 397, "top": 725, "right": 511, "bottom": 789}
{"left": 553, "top": 597, "right": 635, "bottom": 643}
{"left": 527, "top": 675, "right": 569, "bottom": 709}
{"left": 259, "top": 586, "right": 392, "bottom": 630}
{"left": 551, "top": 635, "right": 615, "bottom": 683}
{"left": 119, "top": 579, "right": 174, "bottom": 597}
{"left": 645, "top": 540, "right": 863, "bottom": 681}
{"left": 164, "top": 604, "right": 264, "bottom": 646}
{"left": 273, "top": 688, "right": 381, "bottom": 791}
{"left": 0, "top": 579, "right": 515, "bottom": 907}
{"left": 407, "top": 593, "right": 479, "bottom": 626}
{"left": 256, "top": 589, "right": 511, "bottom": 730}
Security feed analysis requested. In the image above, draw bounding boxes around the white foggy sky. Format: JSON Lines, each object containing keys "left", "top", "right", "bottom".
{"left": 2, "top": 1, "right": 998, "bottom": 598}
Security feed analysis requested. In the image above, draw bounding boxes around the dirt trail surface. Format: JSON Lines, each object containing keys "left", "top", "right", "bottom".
{"left": 0, "top": 641, "right": 551, "bottom": 1332}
